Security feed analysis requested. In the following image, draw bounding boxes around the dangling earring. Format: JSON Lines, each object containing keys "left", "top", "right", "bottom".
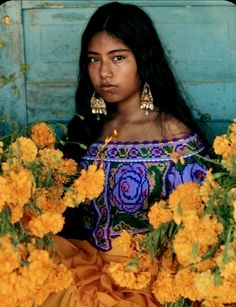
{"left": 90, "top": 91, "right": 107, "bottom": 120}
{"left": 140, "top": 82, "right": 154, "bottom": 116}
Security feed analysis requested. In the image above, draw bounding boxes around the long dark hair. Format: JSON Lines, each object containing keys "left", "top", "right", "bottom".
{"left": 63, "top": 1, "right": 207, "bottom": 161}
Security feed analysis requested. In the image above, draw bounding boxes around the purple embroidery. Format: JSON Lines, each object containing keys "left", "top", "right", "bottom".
{"left": 165, "top": 162, "right": 206, "bottom": 196}
{"left": 107, "top": 147, "right": 118, "bottom": 158}
{"left": 112, "top": 163, "right": 149, "bottom": 213}
{"left": 79, "top": 134, "right": 207, "bottom": 251}
{"left": 128, "top": 147, "right": 139, "bottom": 158}
{"left": 95, "top": 227, "right": 104, "bottom": 238}
{"left": 150, "top": 147, "right": 163, "bottom": 157}
{"left": 182, "top": 162, "right": 206, "bottom": 183}
{"left": 88, "top": 145, "right": 99, "bottom": 157}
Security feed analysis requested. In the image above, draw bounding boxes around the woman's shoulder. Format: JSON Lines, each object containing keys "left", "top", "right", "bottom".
{"left": 160, "top": 113, "right": 192, "bottom": 141}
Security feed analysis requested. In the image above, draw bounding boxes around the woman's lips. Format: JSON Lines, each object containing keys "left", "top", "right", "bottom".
{"left": 100, "top": 84, "right": 117, "bottom": 92}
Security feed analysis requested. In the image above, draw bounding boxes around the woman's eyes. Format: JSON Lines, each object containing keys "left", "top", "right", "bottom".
{"left": 87, "top": 55, "right": 125, "bottom": 63}
{"left": 113, "top": 55, "right": 125, "bottom": 61}
{"left": 88, "top": 57, "right": 98, "bottom": 63}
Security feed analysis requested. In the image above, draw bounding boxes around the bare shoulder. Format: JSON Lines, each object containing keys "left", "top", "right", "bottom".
{"left": 161, "top": 113, "right": 192, "bottom": 140}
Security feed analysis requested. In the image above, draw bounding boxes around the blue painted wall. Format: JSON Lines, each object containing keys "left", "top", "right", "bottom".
{"left": 0, "top": 0, "right": 235, "bottom": 141}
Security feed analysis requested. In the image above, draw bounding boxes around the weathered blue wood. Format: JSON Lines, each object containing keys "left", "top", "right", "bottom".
{"left": 0, "top": 0, "right": 27, "bottom": 130}
{"left": 0, "top": 0, "right": 235, "bottom": 141}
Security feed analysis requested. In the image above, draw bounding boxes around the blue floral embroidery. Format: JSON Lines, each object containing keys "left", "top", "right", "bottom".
{"left": 111, "top": 163, "right": 149, "bottom": 213}
{"left": 79, "top": 134, "right": 207, "bottom": 251}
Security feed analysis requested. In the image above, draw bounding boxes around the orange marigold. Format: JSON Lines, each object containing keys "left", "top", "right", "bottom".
{"left": 73, "top": 164, "right": 105, "bottom": 203}
{"left": 28, "top": 212, "right": 64, "bottom": 238}
{"left": 200, "top": 169, "right": 220, "bottom": 203}
{"left": 152, "top": 268, "right": 180, "bottom": 304}
{"left": 39, "top": 148, "right": 63, "bottom": 169}
{"left": 35, "top": 188, "right": 66, "bottom": 214}
{"left": 107, "top": 261, "right": 151, "bottom": 290}
{"left": 0, "top": 176, "right": 10, "bottom": 211}
{"left": 0, "top": 235, "right": 21, "bottom": 276}
{"left": 213, "top": 135, "right": 233, "bottom": 159}
{"left": 54, "top": 158, "right": 78, "bottom": 184}
{"left": 169, "top": 182, "right": 202, "bottom": 225}
{"left": 7, "top": 168, "right": 34, "bottom": 223}
{"left": 148, "top": 200, "right": 173, "bottom": 229}
{"left": 229, "top": 120, "right": 236, "bottom": 143}
{"left": 10, "top": 137, "right": 38, "bottom": 163}
{"left": 31, "top": 122, "right": 56, "bottom": 149}
{"left": 175, "top": 268, "right": 202, "bottom": 302}
{"left": 173, "top": 212, "right": 223, "bottom": 266}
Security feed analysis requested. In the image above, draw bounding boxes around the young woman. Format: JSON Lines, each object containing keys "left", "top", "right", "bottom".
{"left": 42, "top": 2, "right": 208, "bottom": 306}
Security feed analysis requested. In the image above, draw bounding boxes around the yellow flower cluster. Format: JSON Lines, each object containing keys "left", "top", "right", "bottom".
{"left": 114, "top": 119, "right": 236, "bottom": 306}
{"left": 0, "top": 240, "right": 73, "bottom": 307}
{"left": 0, "top": 121, "right": 105, "bottom": 306}
{"left": 64, "top": 164, "right": 105, "bottom": 205}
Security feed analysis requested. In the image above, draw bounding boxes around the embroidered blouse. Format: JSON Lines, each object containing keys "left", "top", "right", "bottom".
{"left": 77, "top": 134, "right": 207, "bottom": 251}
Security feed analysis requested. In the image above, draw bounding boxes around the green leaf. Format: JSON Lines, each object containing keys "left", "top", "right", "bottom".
{"left": 177, "top": 203, "right": 182, "bottom": 216}
{"left": 192, "top": 243, "right": 199, "bottom": 256}
{"left": 79, "top": 143, "right": 87, "bottom": 150}
{"left": 213, "top": 267, "right": 221, "bottom": 286}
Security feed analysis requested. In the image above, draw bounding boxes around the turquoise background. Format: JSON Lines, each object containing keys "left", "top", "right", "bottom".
{"left": 0, "top": 0, "right": 235, "bottom": 141}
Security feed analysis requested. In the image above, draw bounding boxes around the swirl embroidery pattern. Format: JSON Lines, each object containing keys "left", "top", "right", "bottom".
{"left": 112, "top": 163, "right": 149, "bottom": 213}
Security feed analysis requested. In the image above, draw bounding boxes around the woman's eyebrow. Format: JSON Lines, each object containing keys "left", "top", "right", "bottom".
{"left": 87, "top": 48, "right": 130, "bottom": 55}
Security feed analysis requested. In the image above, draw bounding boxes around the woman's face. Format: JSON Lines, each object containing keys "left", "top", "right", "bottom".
{"left": 87, "top": 31, "right": 141, "bottom": 104}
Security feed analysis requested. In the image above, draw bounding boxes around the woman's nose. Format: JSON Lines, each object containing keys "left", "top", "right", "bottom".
{"left": 100, "top": 60, "right": 113, "bottom": 79}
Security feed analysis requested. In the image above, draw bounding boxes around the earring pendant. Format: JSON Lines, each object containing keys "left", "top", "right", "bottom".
{"left": 140, "top": 82, "right": 154, "bottom": 116}
{"left": 90, "top": 92, "right": 107, "bottom": 120}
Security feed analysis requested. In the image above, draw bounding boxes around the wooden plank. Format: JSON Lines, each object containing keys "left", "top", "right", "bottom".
{"left": 0, "top": 0, "right": 27, "bottom": 129}
{"left": 21, "top": 1, "right": 234, "bottom": 9}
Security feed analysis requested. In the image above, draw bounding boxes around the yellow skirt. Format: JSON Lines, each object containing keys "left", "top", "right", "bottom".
{"left": 41, "top": 236, "right": 160, "bottom": 307}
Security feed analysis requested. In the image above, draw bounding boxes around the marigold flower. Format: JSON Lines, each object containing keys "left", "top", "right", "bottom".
{"left": 0, "top": 176, "right": 10, "bottom": 211}
{"left": 54, "top": 158, "right": 78, "bottom": 184}
{"left": 31, "top": 122, "right": 56, "bottom": 149}
{"left": 200, "top": 169, "right": 220, "bottom": 203}
{"left": 229, "top": 120, "right": 236, "bottom": 143}
{"left": 28, "top": 212, "right": 64, "bottom": 238}
{"left": 1, "top": 158, "right": 22, "bottom": 173}
{"left": 117, "top": 230, "right": 133, "bottom": 256}
{"left": 148, "top": 200, "right": 173, "bottom": 229}
{"left": 173, "top": 212, "right": 223, "bottom": 266}
{"left": 169, "top": 182, "right": 202, "bottom": 225}
{"left": 39, "top": 148, "right": 63, "bottom": 169}
{"left": 0, "top": 235, "right": 21, "bottom": 276}
{"left": 107, "top": 261, "right": 151, "bottom": 290}
{"left": 72, "top": 164, "right": 105, "bottom": 203}
{"left": 175, "top": 268, "right": 202, "bottom": 302}
{"left": 7, "top": 168, "right": 35, "bottom": 223}
{"left": 35, "top": 187, "right": 66, "bottom": 214}
{"left": 31, "top": 263, "right": 73, "bottom": 306}
{"left": 152, "top": 268, "right": 180, "bottom": 304}
{"left": 10, "top": 137, "right": 38, "bottom": 163}
{"left": 213, "top": 135, "right": 233, "bottom": 159}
